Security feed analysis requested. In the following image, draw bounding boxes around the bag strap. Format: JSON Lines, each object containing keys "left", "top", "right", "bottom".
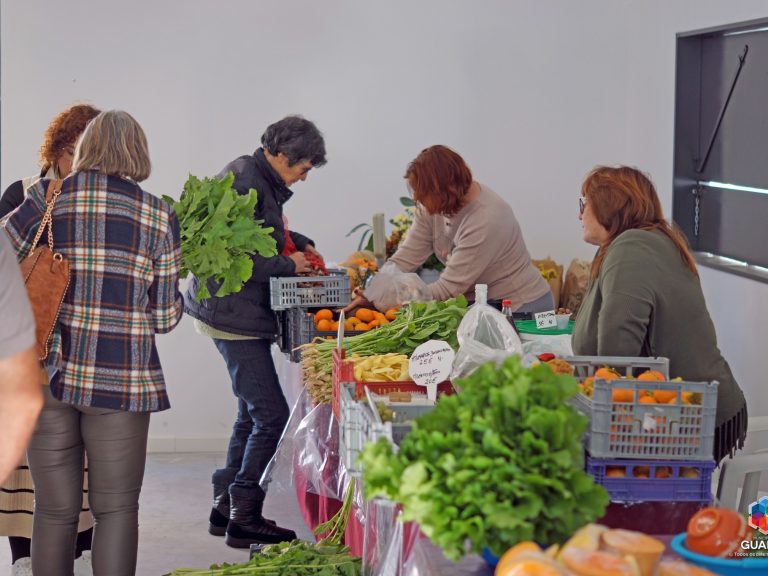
{"left": 29, "top": 179, "right": 63, "bottom": 253}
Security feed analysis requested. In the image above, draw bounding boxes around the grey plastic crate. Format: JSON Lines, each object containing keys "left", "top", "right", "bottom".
{"left": 269, "top": 271, "right": 351, "bottom": 310}
{"left": 283, "top": 308, "right": 367, "bottom": 362}
{"left": 565, "top": 355, "right": 670, "bottom": 381}
{"left": 564, "top": 355, "right": 717, "bottom": 461}
{"left": 339, "top": 384, "right": 441, "bottom": 477}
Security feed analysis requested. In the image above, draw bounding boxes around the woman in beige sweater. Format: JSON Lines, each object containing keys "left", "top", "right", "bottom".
{"left": 348, "top": 145, "right": 551, "bottom": 311}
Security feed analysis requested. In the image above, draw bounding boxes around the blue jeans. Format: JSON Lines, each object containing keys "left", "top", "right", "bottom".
{"left": 212, "top": 338, "right": 289, "bottom": 502}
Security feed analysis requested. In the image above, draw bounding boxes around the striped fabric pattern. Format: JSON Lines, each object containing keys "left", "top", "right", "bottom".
{"left": 0, "top": 458, "right": 92, "bottom": 537}
{"left": 3, "top": 170, "right": 183, "bottom": 412}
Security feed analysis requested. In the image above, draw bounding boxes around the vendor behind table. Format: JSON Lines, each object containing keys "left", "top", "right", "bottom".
{"left": 344, "top": 144, "right": 553, "bottom": 314}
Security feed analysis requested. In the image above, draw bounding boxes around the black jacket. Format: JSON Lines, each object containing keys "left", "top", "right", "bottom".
{"left": 0, "top": 180, "right": 24, "bottom": 218}
{"left": 183, "top": 148, "right": 313, "bottom": 339}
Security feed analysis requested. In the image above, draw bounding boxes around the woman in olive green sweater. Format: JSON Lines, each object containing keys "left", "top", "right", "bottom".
{"left": 571, "top": 166, "right": 747, "bottom": 462}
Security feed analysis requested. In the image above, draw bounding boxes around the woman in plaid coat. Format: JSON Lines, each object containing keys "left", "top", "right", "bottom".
{"left": 4, "top": 110, "right": 183, "bottom": 576}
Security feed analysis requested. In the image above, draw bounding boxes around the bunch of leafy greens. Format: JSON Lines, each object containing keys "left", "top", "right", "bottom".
{"left": 163, "top": 172, "right": 277, "bottom": 301}
{"left": 166, "top": 541, "right": 360, "bottom": 575}
{"left": 359, "top": 356, "right": 609, "bottom": 560}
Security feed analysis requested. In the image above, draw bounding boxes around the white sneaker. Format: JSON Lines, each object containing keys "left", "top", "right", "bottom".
{"left": 11, "top": 557, "right": 33, "bottom": 576}
{"left": 74, "top": 551, "right": 93, "bottom": 576}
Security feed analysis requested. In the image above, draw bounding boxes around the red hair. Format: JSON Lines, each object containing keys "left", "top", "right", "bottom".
{"left": 582, "top": 166, "right": 697, "bottom": 279}
{"left": 405, "top": 145, "right": 472, "bottom": 216}
{"left": 39, "top": 104, "right": 101, "bottom": 172}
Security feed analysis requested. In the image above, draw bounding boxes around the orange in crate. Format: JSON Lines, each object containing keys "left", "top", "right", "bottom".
{"left": 355, "top": 308, "right": 375, "bottom": 323}
{"left": 314, "top": 309, "right": 333, "bottom": 323}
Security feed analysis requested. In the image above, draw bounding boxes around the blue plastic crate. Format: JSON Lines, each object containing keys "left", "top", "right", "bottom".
{"left": 587, "top": 457, "right": 715, "bottom": 503}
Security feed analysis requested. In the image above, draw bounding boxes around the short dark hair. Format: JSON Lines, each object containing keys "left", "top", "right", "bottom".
{"left": 260, "top": 115, "right": 326, "bottom": 167}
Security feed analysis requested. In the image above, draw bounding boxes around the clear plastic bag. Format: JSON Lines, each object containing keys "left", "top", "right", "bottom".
{"left": 365, "top": 262, "right": 432, "bottom": 312}
{"left": 451, "top": 285, "right": 523, "bottom": 380}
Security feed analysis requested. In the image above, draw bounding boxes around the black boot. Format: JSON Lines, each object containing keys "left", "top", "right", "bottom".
{"left": 225, "top": 494, "right": 297, "bottom": 548}
{"left": 208, "top": 481, "right": 231, "bottom": 536}
{"left": 210, "top": 482, "right": 278, "bottom": 536}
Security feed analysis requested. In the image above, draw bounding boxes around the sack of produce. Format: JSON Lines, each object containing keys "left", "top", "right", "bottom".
{"left": 532, "top": 257, "right": 563, "bottom": 308}
{"left": 560, "top": 258, "right": 591, "bottom": 318}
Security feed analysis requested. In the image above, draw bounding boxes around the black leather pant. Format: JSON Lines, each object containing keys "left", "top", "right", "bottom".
{"left": 27, "top": 387, "right": 149, "bottom": 576}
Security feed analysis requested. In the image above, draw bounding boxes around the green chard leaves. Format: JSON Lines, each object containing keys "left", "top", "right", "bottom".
{"left": 163, "top": 172, "right": 278, "bottom": 301}
{"left": 166, "top": 540, "right": 361, "bottom": 575}
{"left": 359, "top": 356, "right": 609, "bottom": 561}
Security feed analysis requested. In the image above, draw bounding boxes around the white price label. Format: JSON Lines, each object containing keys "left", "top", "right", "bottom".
{"left": 409, "top": 340, "right": 455, "bottom": 401}
{"left": 642, "top": 412, "right": 657, "bottom": 432}
{"left": 534, "top": 310, "right": 557, "bottom": 329}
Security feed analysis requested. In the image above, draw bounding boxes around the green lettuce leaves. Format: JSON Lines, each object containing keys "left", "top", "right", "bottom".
{"left": 359, "top": 356, "right": 609, "bottom": 560}
{"left": 164, "top": 172, "right": 277, "bottom": 301}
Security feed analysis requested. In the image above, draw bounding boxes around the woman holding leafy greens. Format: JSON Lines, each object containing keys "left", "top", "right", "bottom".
{"left": 184, "top": 115, "right": 327, "bottom": 548}
{"left": 345, "top": 145, "right": 552, "bottom": 313}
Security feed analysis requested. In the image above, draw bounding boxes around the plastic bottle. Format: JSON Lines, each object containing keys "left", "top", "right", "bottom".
{"left": 474, "top": 283, "right": 488, "bottom": 306}
{"left": 501, "top": 298, "right": 519, "bottom": 334}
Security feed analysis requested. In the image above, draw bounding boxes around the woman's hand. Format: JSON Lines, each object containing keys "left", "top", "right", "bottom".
{"left": 305, "top": 244, "right": 323, "bottom": 259}
{"left": 341, "top": 289, "right": 373, "bottom": 314}
{"left": 288, "top": 251, "right": 312, "bottom": 274}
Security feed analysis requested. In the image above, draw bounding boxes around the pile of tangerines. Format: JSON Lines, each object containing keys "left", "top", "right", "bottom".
{"left": 312, "top": 306, "right": 399, "bottom": 333}
{"left": 580, "top": 367, "right": 701, "bottom": 405}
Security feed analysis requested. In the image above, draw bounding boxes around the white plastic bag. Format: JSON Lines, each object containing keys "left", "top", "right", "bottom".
{"left": 451, "top": 285, "right": 523, "bottom": 379}
{"left": 365, "top": 261, "right": 432, "bottom": 312}
{"left": 519, "top": 334, "right": 574, "bottom": 367}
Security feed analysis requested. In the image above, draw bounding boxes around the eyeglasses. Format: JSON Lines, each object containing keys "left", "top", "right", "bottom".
{"left": 579, "top": 196, "right": 588, "bottom": 215}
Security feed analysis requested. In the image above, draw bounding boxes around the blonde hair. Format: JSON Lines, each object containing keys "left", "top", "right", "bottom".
{"left": 72, "top": 110, "right": 151, "bottom": 181}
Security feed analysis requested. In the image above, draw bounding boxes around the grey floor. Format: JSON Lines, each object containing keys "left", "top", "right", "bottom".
{"left": 0, "top": 452, "right": 314, "bottom": 576}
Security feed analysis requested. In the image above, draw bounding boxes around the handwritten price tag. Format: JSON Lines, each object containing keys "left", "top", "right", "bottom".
{"left": 534, "top": 310, "right": 557, "bottom": 329}
{"left": 409, "top": 340, "right": 454, "bottom": 401}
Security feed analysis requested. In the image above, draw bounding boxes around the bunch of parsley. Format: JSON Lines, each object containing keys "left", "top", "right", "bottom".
{"left": 164, "top": 172, "right": 277, "bottom": 301}
{"left": 360, "top": 356, "right": 609, "bottom": 560}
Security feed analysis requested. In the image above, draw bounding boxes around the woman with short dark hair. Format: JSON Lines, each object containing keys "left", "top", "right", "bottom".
{"left": 571, "top": 165, "right": 747, "bottom": 462}
{"left": 184, "top": 115, "right": 327, "bottom": 549}
{"left": 4, "top": 109, "right": 183, "bottom": 575}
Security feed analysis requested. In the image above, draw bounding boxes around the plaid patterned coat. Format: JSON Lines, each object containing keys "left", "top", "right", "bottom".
{"left": 3, "top": 170, "right": 183, "bottom": 412}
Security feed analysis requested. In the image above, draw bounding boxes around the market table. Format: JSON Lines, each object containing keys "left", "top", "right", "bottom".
{"left": 266, "top": 385, "right": 495, "bottom": 575}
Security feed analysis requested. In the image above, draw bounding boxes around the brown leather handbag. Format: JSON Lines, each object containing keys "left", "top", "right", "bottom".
{"left": 19, "top": 179, "right": 70, "bottom": 360}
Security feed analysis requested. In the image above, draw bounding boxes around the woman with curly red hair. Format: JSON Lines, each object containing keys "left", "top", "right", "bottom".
{"left": 0, "top": 103, "right": 100, "bottom": 217}
{"left": 571, "top": 165, "right": 747, "bottom": 462}
{"left": 0, "top": 102, "right": 100, "bottom": 576}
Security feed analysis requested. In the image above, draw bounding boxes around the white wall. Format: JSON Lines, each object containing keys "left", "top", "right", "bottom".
{"left": 2, "top": 0, "right": 767, "bottom": 449}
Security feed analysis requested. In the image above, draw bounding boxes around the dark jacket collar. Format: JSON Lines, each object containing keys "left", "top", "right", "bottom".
{"left": 254, "top": 147, "right": 293, "bottom": 205}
